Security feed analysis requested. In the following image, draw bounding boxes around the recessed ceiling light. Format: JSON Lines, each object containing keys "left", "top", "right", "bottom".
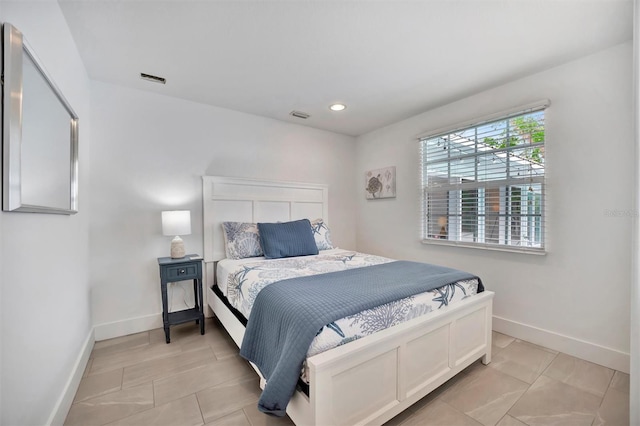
{"left": 329, "top": 103, "right": 346, "bottom": 111}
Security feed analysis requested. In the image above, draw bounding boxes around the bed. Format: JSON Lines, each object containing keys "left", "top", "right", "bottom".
{"left": 202, "top": 176, "right": 494, "bottom": 426}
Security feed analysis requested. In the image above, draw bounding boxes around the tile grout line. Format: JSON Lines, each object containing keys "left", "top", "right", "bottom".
{"left": 152, "top": 378, "right": 158, "bottom": 408}
{"left": 501, "top": 350, "right": 560, "bottom": 425}
{"left": 591, "top": 370, "right": 618, "bottom": 422}
{"left": 442, "top": 399, "right": 481, "bottom": 426}
{"left": 539, "top": 352, "right": 613, "bottom": 405}
{"left": 538, "top": 350, "right": 559, "bottom": 377}
{"left": 194, "top": 392, "right": 206, "bottom": 425}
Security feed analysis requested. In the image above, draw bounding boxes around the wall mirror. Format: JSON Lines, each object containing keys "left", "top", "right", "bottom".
{"left": 2, "top": 23, "right": 79, "bottom": 214}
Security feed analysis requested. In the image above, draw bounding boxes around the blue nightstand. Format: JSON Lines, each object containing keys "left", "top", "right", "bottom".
{"left": 157, "top": 254, "right": 205, "bottom": 343}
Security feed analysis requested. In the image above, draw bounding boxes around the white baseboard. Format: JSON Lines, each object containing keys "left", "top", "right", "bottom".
{"left": 94, "top": 313, "right": 162, "bottom": 342}
{"left": 493, "top": 315, "right": 630, "bottom": 373}
{"left": 47, "top": 328, "right": 95, "bottom": 426}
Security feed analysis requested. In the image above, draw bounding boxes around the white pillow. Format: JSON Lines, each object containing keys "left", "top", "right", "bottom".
{"left": 310, "top": 218, "right": 334, "bottom": 250}
{"left": 221, "top": 222, "right": 264, "bottom": 259}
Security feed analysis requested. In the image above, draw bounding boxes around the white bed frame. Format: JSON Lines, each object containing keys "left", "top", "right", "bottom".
{"left": 202, "top": 176, "right": 494, "bottom": 426}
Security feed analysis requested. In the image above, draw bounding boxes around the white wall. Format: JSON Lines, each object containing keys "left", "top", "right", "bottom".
{"left": 90, "top": 81, "right": 357, "bottom": 339}
{"left": 0, "top": 1, "right": 92, "bottom": 425}
{"left": 355, "top": 42, "right": 633, "bottom": 372}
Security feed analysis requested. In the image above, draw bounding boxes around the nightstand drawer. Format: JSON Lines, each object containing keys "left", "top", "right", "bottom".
{"left": 165, "top": 264, "right": 198, "bottom": 280}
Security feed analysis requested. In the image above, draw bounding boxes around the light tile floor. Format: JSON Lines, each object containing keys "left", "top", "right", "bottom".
{"left": 65, "top": 319, "right": 630, "bottom": 426}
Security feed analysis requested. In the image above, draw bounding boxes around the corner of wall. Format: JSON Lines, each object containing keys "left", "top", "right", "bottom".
{"left": 46, "top": 328, "right": 95, "bottom": 426}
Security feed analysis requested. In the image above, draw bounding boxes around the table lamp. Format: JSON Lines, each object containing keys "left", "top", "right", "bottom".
{"left": 162, "top": 210, "right": 191, "bottom": 258}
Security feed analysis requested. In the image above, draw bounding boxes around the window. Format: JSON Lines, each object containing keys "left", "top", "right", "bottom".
{"left": 420, "top": 104, "right": 546, "bottom": 253}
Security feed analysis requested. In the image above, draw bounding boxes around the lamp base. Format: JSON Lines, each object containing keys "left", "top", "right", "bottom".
{"left": 170, "top": 236, "right": 186, "bottom": 258}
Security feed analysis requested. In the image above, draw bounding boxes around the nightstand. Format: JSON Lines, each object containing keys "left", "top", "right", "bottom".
{"left": 157, "top": 254, "right": 205, "bottom": 343}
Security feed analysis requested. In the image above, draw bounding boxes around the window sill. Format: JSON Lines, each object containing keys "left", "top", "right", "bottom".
{"left": 421, "top": 238, "right": 547, "bottom": 255}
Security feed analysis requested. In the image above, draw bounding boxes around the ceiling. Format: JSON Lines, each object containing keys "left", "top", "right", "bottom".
{"left": 58, "top": 0, "right": 633, "bottom": 137}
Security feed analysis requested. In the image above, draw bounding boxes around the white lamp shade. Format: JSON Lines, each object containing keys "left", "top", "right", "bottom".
{"left": 162, "top": 210, "right": 191, "bottom": 236}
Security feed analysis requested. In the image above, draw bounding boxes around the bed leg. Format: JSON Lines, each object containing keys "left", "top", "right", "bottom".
{"left": 481, "top": 352, "right": 491, "bottom": 365}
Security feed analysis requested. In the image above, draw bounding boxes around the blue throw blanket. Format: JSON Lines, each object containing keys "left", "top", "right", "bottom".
{"left": 239, "top": 260, "right": 482, "bottom": 416}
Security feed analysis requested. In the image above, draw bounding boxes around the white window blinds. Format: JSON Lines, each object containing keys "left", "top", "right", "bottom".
{"left": 420, "top": 105, "right": 546, "bottom": 253}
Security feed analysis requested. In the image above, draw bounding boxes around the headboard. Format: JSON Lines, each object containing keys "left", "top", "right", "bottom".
{"left": 202, "top": 176, "right": 329, "bottom": 264}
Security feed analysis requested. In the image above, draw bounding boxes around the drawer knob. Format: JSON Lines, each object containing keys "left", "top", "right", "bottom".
{"left": 179, "top": 269, "right": 186, "bottom": 274}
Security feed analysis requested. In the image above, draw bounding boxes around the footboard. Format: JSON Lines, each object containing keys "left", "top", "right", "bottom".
{"left": 288, "top": 291, "right": 494, "bottom": 426}
{"left": 206, "top": 282, "right": 493, "bottom": 426}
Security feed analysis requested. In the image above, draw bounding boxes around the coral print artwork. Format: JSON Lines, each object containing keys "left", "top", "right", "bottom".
{"left": 365, "top": 166, "right": 396, "bottom": 199}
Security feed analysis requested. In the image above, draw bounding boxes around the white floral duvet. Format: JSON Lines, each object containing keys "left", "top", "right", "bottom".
{"left": 216, "top": 249, "right": 481, "bottom": 373}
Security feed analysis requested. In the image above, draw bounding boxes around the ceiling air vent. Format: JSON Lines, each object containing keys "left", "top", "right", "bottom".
{"left": 290, "top": 110, "right": 310, "bottom": 119}
{"left": 140, "top": 73, "right": 166, "bottom": 84}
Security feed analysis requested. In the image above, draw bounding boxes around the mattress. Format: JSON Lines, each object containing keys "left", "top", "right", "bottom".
{"left": 216, "top": 249, "right": 481, "bottom": 372}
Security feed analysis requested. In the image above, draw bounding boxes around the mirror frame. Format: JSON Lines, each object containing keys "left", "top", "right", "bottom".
{"left": 2, "top": 22, "right": 79, "bottom": 214}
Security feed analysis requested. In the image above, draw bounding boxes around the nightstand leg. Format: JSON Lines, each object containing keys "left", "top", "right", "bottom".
{"left": 193, "top": 278, "right": 200, "bottom": 325}
{"left": 161, "top": 281, "right": 171, "bottom": 344}
{"left": 193, "top": 279, "right": 199, "bottom": 310}
{"left": 197, "top": 278, "right": 205, "bottom": 335}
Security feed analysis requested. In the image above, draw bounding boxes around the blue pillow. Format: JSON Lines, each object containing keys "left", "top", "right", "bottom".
{"left": 258, "top": 219, "right": 319, "bottom": 259}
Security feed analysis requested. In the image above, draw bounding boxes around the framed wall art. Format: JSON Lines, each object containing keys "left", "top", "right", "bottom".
{"left": 365, "top": 166, "right": 396, "bottom": 199}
